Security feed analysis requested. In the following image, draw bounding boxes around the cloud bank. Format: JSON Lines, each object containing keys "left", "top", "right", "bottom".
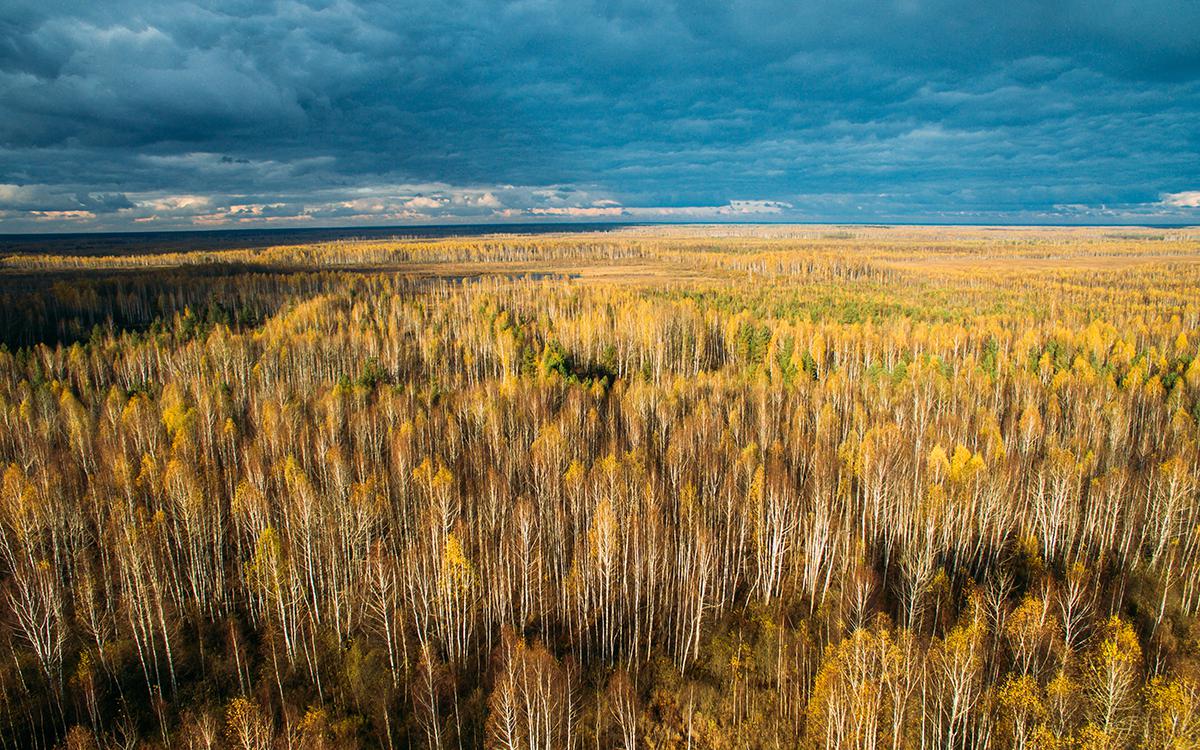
{"left": 1, "top": 1, "right": 1198, "bottom": 230}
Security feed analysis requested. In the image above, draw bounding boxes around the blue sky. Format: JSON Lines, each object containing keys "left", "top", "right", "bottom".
{"left": 1, "top": 0, "right": 1198, "bottom": 230}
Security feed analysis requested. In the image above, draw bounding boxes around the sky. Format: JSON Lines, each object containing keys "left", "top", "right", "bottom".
{"left": 1, "top": 0, "right": 1199, "bottom": 231}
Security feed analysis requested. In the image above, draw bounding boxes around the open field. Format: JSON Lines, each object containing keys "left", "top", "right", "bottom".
{"left": 2, "top": 224, "right": 1200, "bottom": 748}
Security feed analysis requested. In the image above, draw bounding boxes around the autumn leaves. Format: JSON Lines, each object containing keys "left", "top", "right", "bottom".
{"left": 1, "top": 228, "right": 1199, "bottom": 747}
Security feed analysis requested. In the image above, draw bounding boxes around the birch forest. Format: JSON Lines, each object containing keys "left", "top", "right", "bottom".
{"left": 2, "top": 225, "right": 1200, "bottom": 749}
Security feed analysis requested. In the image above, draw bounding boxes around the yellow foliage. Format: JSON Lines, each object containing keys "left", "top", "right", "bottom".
{"left": 441, "top": 532, "right": 475, "bottom": 596}
{"left": 928, "top": 444, "right": 951, "bottom": 479}
{"left": 1144, "top": 674, "right": 1200, "bottom": 747}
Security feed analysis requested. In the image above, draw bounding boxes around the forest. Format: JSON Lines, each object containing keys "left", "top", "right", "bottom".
{"left": 1, "top": 224, "right": 1199, "bottom": 749}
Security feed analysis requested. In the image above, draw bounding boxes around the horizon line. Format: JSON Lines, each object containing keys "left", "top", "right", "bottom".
{"left": 2, "top": 218, "right": 1199, "bottom": 239}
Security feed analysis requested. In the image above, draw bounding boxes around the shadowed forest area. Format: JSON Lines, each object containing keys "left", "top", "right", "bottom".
{"left": 2, "top": 225, "right": 1200, "bottom": 748}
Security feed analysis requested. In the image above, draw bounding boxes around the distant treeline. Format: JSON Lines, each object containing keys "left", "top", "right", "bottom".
{"left": 0, "top": 223, "right": 632, "bottom": 257}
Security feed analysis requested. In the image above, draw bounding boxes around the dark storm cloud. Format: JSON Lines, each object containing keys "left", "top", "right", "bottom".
{"left": 0, "top": 0, "right": 1197, "bottom": 229}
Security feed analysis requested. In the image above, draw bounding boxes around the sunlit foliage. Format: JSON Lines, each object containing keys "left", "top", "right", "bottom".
{"left": 1, "top": 225, "right": 1199, "bottom": 748}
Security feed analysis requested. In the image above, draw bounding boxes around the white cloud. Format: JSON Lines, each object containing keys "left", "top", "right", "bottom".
{"left": 471, "top": 192, "right": 502, "bottom": 208}
{"left": 1161, "top": 191, "right": 1200, "bottom": 208}
{"left": 720, "top": 199, "right": 794, "bottom": 214}
{"left": 143, "top": 194, "right": 212, "bottom": 212}
{"left": 526, "top": 206, "right": 626, "bottom": 217}
{"left": 31, "top": 210, "right": 95, "bottom": 221}
{"left": 404, "top": 196, "right": 444, "bottom": 209}
{"left": 509, "top": 199, "right": 795, "bottom": 220}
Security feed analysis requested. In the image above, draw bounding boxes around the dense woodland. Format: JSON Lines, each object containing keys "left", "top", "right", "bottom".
{"left": 2, "top": 225, "right": 1200, "bottom": 749}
